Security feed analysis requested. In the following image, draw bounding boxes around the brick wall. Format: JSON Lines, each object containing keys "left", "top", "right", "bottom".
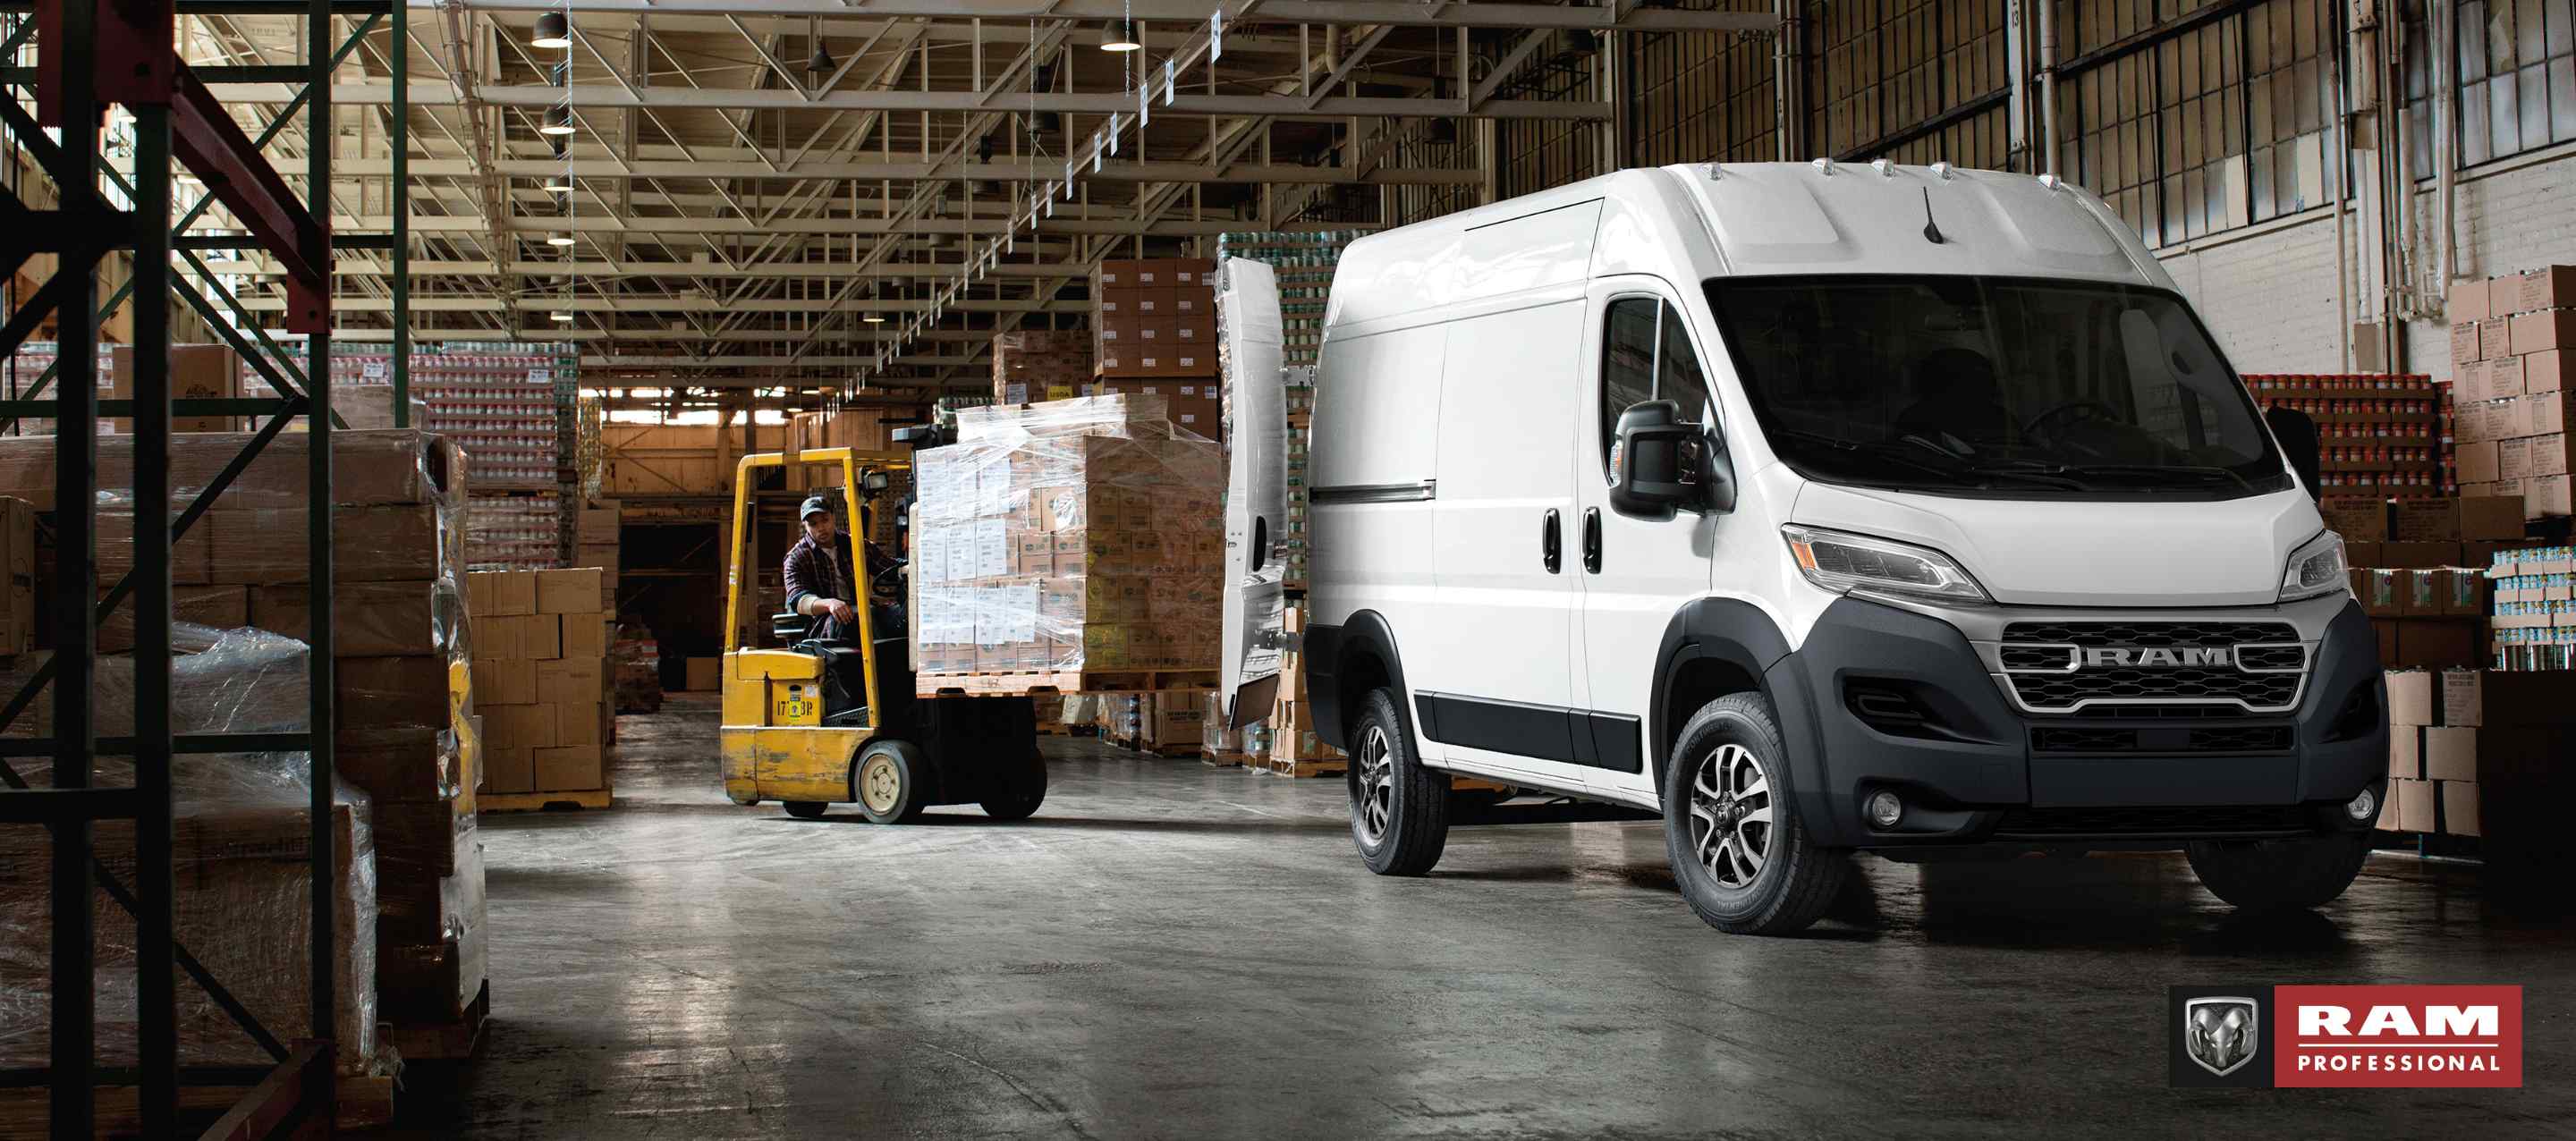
{"left": 2151, "top": 146, "right": 2576, "bottom": 377}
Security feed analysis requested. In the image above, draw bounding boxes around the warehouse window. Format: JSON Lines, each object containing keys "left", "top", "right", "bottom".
{"left": 2453, "top": 0, "right": 2576, "bottom": 166}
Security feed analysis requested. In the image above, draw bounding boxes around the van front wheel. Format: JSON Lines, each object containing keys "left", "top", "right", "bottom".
{"left": 1663, "top": 693, "right": 1847, "bottom": 935}
{"left": 2185, "top": 833, "right": 2369, "bottom": 911}
{"left": 1349, "top": 688, "right": 1449, "bottom": 875}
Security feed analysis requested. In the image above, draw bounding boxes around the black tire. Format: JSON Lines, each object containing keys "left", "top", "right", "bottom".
{"left": 2186, "top": 832, "right": 2370, "bottom": 911}
{"left": 979, "top": 752, "right": 1048, "bottom": 821}
{"left": 1347, "top": 688, "right": 1449, "bottom": 875}
{"left": 852, "top": 740, "right": 926, "bottom": 824}
{"left": 1663, "top": 693, "right": 1848, "bottom": 935}
{"left": 782, "top": 800, "right": 828, "bottom": 819}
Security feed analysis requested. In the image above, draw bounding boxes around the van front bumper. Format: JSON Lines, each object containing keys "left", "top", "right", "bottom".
{"left": 1767, "top": 593, "right": 2386, "bottom": 849}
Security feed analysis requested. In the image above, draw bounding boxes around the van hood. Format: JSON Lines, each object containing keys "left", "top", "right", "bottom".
{"left": 1788, "top": 481, "right": 2323, "bottom": 607}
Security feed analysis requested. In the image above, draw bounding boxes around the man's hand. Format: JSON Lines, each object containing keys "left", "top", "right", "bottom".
{"left": 825, "top": 598, "right": 859, "bottom": 625}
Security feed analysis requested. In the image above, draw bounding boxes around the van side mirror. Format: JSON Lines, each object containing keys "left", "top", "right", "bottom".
{"left": 2264, "top": 406, "right": 2322, "bottom": 502}
{"left": 1610, "top": 401, "right": 1695, "bottom": 519}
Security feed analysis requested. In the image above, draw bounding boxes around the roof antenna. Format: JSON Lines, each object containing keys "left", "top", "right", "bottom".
{"left": 1920, "top": 188, "right": 1947, "bottom": 245}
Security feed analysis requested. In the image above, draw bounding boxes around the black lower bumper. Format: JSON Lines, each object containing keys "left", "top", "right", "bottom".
{"left": 1767, "top": 596, "right": 2387, "bottom": 849}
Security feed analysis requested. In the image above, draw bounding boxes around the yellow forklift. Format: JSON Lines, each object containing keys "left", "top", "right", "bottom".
{"left": 717, "top": 446, "right": 1046, "bottom": 823}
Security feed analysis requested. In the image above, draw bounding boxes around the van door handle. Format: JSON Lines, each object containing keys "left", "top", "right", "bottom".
{"left": 1582, "top": 508, "right": 1603, "bottom": 573}
{"left": 1541, "top": 509, "right": 1562, "bottom": 574}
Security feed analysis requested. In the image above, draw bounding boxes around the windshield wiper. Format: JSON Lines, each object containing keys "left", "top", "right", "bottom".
{"left": 2053, "top": 463, "right": 2255, "bottom": 493}
{"left": 1768, "top": 430, "right": 2089, "bottom": 490}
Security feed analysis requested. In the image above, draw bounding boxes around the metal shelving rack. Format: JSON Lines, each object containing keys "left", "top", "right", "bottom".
{"left": 0, "top": 0, "right": 404, "bottom": 1133}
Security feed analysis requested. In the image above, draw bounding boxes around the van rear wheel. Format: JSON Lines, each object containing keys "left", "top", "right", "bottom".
{"left": 1349, "top": 688, "right": 1449, "bottom": 875}
{"left": 1663, "top": 693, "right": 1847, "bottom": 935}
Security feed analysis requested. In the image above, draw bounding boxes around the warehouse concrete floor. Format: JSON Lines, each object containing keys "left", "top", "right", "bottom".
{"left": 390, "top": 696, "right": 2574, "bottom": 1138}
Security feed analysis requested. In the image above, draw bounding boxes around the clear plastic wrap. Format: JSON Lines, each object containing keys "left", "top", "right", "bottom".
{"left": 0, "top": 625, "right": 385, "bottom": 1076}
{"left": 910, "top": 394, "right": 1224, "bottom": 683}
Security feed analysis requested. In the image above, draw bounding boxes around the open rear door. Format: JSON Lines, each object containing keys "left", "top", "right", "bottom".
{"left": 1217, "top": 258, "right": 1287, "bottom": 729}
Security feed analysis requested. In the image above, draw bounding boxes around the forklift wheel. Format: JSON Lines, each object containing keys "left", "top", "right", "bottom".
{"left": 853, "top": 740, "right": 926, "bottom": 824}
{"left": 782, "top": 801, "right": 828, "bottom": 819}
{"left": 979, "top": 754, "right": 1048, "bottom": 822}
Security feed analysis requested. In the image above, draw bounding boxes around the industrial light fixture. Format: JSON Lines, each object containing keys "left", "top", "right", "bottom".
{"left": 547, "top": 234, "right": 577, "bottom": 247}
{"left": 532, "top": 11, "right": 571, "bottom": 49}
{"left": 551, "top": 311, "right": 577, "bottom": 322}
{"left": 545, "top": 176, "right": 574, "bottom": 192}
{"left": 541, "top": 106, "right": 576, "bottom": 136}
{"left": 863, "top": 313, "right": 886, "bottom": 324}
{"left": 807, "top": 20, "right": 835, "bottom": 76}
{"left": 1101, "top": 18, "right": 1140, "bottom": 52}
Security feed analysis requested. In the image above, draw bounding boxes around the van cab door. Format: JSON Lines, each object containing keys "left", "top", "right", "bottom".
{"left": 1570, "top": 279, "right": 1728, "bottom": 805}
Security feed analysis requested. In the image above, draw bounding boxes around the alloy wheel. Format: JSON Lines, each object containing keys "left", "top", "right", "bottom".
{"left": 1352, "top": 724, "right": 1394, "bottom": 847}
{"left": 1687, "top": 742, "right": 1774, "bottom": 887}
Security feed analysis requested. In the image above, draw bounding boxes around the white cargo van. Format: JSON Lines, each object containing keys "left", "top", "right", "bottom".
{"left": 1228, "top": 162, "right": 2384, "bottom": 935}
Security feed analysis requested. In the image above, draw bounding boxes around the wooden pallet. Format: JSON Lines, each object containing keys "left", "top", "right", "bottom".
{"left": 480, "top": 787, "right": 614, "bottom": 813}
{"left": 1249, "top": 754, "right": 1347, "bottom": 778}
{"left": 919, "top": 668, "right": 1220, "bottom": 697}
{"left": 389, "top": 979, "right": 491, "bottom": 1061}
{"left": 0, "top": 1072, "right": 393, "bottom": 1138}
{"left": 1201, "top": 749, "right": 1251, "bottom": 767}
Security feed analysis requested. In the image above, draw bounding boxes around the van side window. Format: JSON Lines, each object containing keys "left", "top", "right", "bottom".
{"left": 1600, "top": 297, "right": 1715, "bottom": 470}
{"left": 1602, "top": 299, "right": 1659, "bottom": 466}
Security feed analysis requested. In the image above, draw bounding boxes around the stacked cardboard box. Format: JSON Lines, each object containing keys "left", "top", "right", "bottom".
{"left": 577, "top": 499, "right": 621, "bottom": 612}
{"left": 107, "top": 343, "right": 246, "bottom": 433}
{"left": 0, "top": 429, "right": 479, "bottom": 1062}
{"left": 1094, "top": 258, "right": 1217, "bottom": 379}
{"left": 1082, "top": 376, "right": 1222, "bottom": 440}
{"left": 1267, "top": 607, "right": 1342, "bottom": 768}
{"left": 993, "top": 330, "right": 1094, "bottom": 405}
{"left": 2245, "top": 374, "right": 2445, "bottom": 498}
{"left": 2450, "top": 266, "right": 2576, "bottom": 518}
{"left": 2334, "top": 495, "right": 2515, "bottom": 668}
{"left": 2380, "top": 668, "right": 2576, "bottom": 861}
{"left": 910, "top": 395, "right": 1224, "bottom": 685}
{"left": 466, "top": 567, "right": 614, "bottom": 796}
{"left": 2485, "top": 542, "right": 2576, "bottom": 670}
{"left": 1142, "top": 689, "right": 1208, "bottom": 753}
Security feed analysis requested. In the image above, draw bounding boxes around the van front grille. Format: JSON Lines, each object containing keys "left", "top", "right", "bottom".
{"left": 1998, "top": 621, "right": 2308, "bottom": 715}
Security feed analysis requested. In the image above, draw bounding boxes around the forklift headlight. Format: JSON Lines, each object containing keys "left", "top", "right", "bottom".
{"left": 1782, "top": 525, "right": 1989, "bottom": 604}
{"left": 2279, "top": 529, "right": 2348, "bottom": 603}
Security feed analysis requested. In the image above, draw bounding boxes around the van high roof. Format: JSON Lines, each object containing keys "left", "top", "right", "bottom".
{"left": 1323, "top": 162, "right": 2169, "bottom": 334}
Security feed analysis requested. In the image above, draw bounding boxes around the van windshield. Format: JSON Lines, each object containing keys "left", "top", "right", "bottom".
{"left": 1704, "top": 275, "right": 2289, "bottom": 499}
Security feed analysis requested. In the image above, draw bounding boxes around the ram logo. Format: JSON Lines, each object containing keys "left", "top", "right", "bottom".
{"left": 2082, "top": 646, "right": 2233, "bottom": 669}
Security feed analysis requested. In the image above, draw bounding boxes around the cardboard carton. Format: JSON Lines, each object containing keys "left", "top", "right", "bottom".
{"left": 2446, "top": 278, "right": 2491, "bottom": 323}
{"left": 109, "top": 343, "right": 242, "bottom": 433}
{"left": 2392, "top": 778, "right": 2436, "bottom": 832}
{"left": 522, "top": 613, "right": 561, "bottom": 660}
{"left": 537, "top": 568, "right": 603, "bottom": 615}
{"left": 2390, "top": 499, "right": 2459, "bottom": 541}
{"left": 208, "top": 503, "right": 442, "bottom": 586}
{"left": 467, "top": 570, "right": 536, "bottom": 617}
{"left": 561, "top": 614, "right": 606, "bottom": 660}
{"left": 536, "top": 656, "right": 605, "bottom": 706}
{"left": 2385, "top": 670, "right": 2435, "bottom": 725}
{"left": 481, "top": 746, "right": 533, "bottom": 795}
{"left": 686, "top": 656, "right": 719, "bottom": 691}
{"left": 2528, "top": 348, "right": 2572, "bottom": 394}
{"left": 2483, "top": 317, "right": 2515, "bottom": 359}
{"left": 2440, "top": 780, "right": 2480, "bottom": 835}
{"left": 2389, "top": 725, "right": 2421, "bottom": 780}
{"left": 2422, "top": 726, "right": 2478, "bottom": 782}
{"left": 2516, "top": 266, "right": 2576, "bottom": 313}
{"left": 2461, "top": 494, "right": 2525, "bottom": 540}
{"left": 531, "top": 742, "right": 604, "bottom": 791}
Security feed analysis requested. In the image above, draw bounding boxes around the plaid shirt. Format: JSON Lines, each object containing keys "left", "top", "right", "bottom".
{"left": 783, "top": 531, "right": 853, "bottom": 613}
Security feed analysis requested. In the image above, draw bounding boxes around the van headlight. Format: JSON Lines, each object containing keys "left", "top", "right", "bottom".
{"left": 2280, "top": 529, "right": 2349, "bottom": 602}
{"left": 1782, "top": 525, "right": 1989, "bottom": 603}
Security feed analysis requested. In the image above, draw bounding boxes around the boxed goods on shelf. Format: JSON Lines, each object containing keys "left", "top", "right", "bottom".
{"left": 0, "top": 629, "right": 385, "bottom": 1080}
{"left": 994, "top": 330, "right": 1094, "bottom": 404}
{"left": 2377, "top": 666, "right": 2576, "bottom": 861}
{"left": 910, "top": 395, "right": 1223, "bottom": 691}
{"left": 466, "top": 567, "right": 615, "bottom": 798}
{"left": 1216, "top": 231, "right": 1368, "bottom": 369}
{"left": 2243, "top": 374, "right": 2445, "bottom": 497}
{"left": 1095, "top": 258, "right": 1217, "bottom": 377}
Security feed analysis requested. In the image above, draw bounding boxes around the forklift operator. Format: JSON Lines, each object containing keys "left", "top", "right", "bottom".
{"left": 784, "top": 494, "right": 897, "bottom": 643}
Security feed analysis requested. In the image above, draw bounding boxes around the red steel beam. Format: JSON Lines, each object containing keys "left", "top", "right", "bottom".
{"left": 35, "top": 0, "right": 331, "bottom": 334}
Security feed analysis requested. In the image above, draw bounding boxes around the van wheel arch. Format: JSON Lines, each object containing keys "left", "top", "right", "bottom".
{"left": 1651, "top": 599, "right": 1794, "bottom": 798}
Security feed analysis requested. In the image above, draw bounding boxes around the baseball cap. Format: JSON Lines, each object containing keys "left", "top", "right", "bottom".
{"left": 799, "top": 494, "right": 834, "bottom": 521}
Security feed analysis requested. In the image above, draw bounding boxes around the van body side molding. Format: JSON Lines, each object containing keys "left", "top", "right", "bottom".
{"left": 1312, "top": 479, "right": 1437, "bottom": 504}
{"left": 1413, "top": 690, "right": 1646, "bottom": 773}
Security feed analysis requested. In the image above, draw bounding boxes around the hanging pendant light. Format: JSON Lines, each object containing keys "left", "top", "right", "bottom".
{"left": 1101, "top": 19, "right": 1140, "bottom": 52}
{"left": 532, "top": 11, "right": 571, "bottom": 49}
{"left": 807, "top": 20, "right": 835, "bottom": 77}
{"left": 541, "top": 106, "right": 576, "bottom": 136}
